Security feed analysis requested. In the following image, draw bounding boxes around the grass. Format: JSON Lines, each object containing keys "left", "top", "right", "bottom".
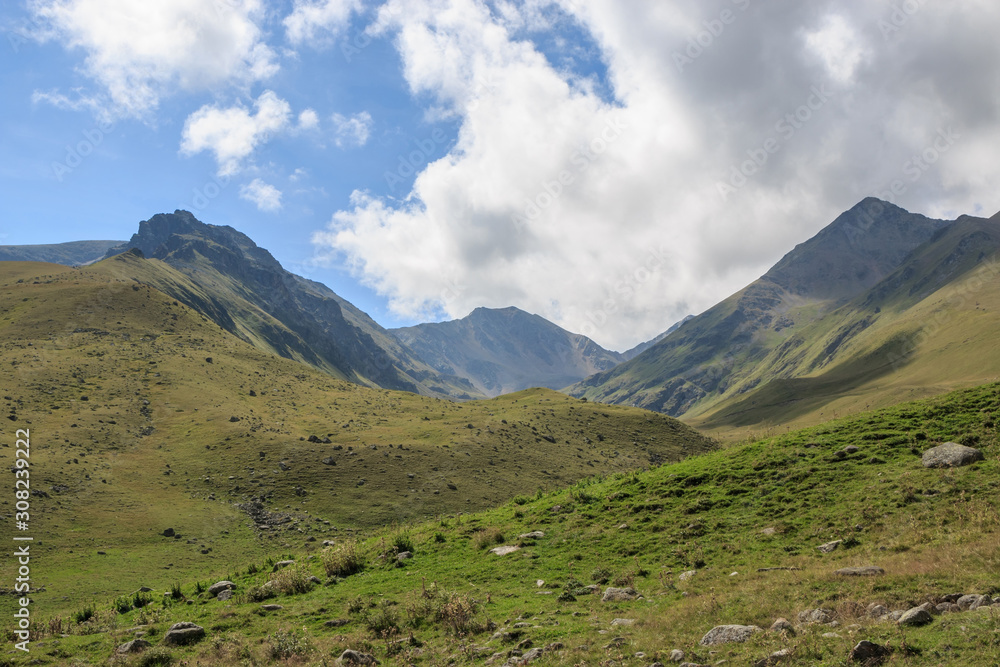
{"left": 0, "top": 261, "right": 714, "bottom": 616}
{"left": 2, "top": 380, "right": 999, "bottom": 664}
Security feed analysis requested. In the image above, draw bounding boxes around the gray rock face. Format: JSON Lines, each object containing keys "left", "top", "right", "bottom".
{"left": 922, "top": 442, "right": 984, "bottom": 468}
{"left": 848, "top": 640, "right": 891, "bottom": 664}
{"left": 117, "top": 639, "right": 151, "bottom": 654}
{"left": 601, "top": 587, "right": 637, "bottom": 602}
{"left": 338, "top": 649, "right": 380, "bottom": 665}
{"left": 699, "top": 624, "right": 761, "bottom": 646}
{"left": 217, "top": 589, "right": 233, "bottom": 601}
{"left": 164, "top": 622, "right": 205, "bottom": 646}
{"left": 835, "top": 566, "right": 884, "bottom": 576}
{"left": 208, "top": 580, "right": 235, "bottom": 597}
{"left": 898, "top": 607, "right": 932, "bottom": 626}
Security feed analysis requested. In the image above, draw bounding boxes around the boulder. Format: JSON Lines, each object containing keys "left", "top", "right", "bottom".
{"left": 898, "top": 607, "right": 932, "bottom": 626}
{"left": 770, "top": 618, "right": 795, "bottom": 635}
{"left": 519, "top": 531, "right": 545, "bottom": 539}
{"left": 261, "top": 604, "right": 284, "bottom": 611}
{"left": 668, "top": 649, "right": 685, "bottom": 662}
{"left": 273, "top": 559, "right": 295, "bottom": 571}
{"left": 754, "top": 648, "right": 792, "bottom": 667}
{"left": 867, "top": 604, "right": 889, "bottom": 618}
{"left": 163, "top": 622, "right": 205, "bottom": 646}
{"left": 922, "top": 442, "right": 984, "bottom": 468}
{"left": 117, "top": 639, "right": 151, "bottom": 654}
{"left": 848, "top": 640, "right": 891, "bottom": 665}
{"left": 338, "top": 649, "right": 379, "bottom": 665}
{"left": 207, "top": 580, "right": 236, "bottom": 597}
{"left": 699, "top": 624, "right": 761, "bottom": 646}
{"left": 678, "top": 570, "right": 697, "bottom": 581}
{"left": 217, "top": 589, "right": 233, "bottom": 602}
{"left": 610, "top": 618, "right": 635, "bottom": 626}
{"left": 489, "top": 545, "right": 520, "bottom": 556}
{"left": 601, "top": 587, "right": 637, "bottom": 602}
{"left": 957, "top": 594, "right": 989, "bottom": 610}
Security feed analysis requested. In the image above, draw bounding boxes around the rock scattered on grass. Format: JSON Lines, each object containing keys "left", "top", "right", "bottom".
{"left": 921, "top": 442, "right": 984, "bottom": 468}
{"left": 848, "top": 640, "right": 891, "bottom": 665}
{"left": 835, "top": 566, "right": 884, "bottom": 577}
{"left": 601, "top": 587, "right": 637, "bottom": 602}
{"left": 489, "top": 545, "right": 520, "bottom": 556}
{"left": 207, "top": 581, "right": 235, "bottom": 597}
{"left": 337, "top": 649, "right": 379, "bottom": 665}
{"left": 116, "top": 639, "right": 151, "bottom": 654}
{"left": 817, "top": 540, "right": 842, "bottom": 553}
{"left": 898, "top": 607, "right": 932, "bottom": 626}
{"left": 699, "top": 624, "right": 761, "bottom": 646}
{"left": 163, "top": 622, "right": 205, "bottom": 646}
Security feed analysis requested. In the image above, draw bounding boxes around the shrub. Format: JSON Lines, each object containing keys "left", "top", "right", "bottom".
{"left": 73, "top": 606, "right": 95, "bottom": 625}
{"left": 392, "top": 531, "right": 414, "bottom": 554}
{"left": 170, "top": 582, "right": 183, "bottom": 600}
{"left": 433, "top": 532, "right": 446, "bottom": 543}
{"left": 435, "top": 592, "right": 489, "bottom": 636}
{"left": 322, "top": 540, "right": 365, "bottom": 578}
{"left": 472, "top": 527, "right": 504, "bottom": 551}
{"left": 136, "top": 646, "right": 174, "bottom": 666}
{"left": 267, "top": 630, "right": 314, "bottom": 660}
{"left": 590, "top": 567, "right": 611, "bottom": 585}
{"left": 363, "top": 600, "right": 400, "bottom": 637}
{"left": 269, "top": 565, "right": 314, "bottom": 596}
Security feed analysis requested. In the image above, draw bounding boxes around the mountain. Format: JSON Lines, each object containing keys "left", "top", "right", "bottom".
{"left": 567, "top": 199, "right": 956, "bottom": 419}
{"left": 622, "top": 314, "right": 694, "bottom": 360}
{"left": 0, "top": 258, "right": 716, "bottom": 615}
{"left": 0, "top": 239, "right": 123, "bottom": 265}
{"left": 102, "top": 210, "right": 482, "bottom": 399}
{"left": 391, "top": 306, "right": 626, "bottom": 397}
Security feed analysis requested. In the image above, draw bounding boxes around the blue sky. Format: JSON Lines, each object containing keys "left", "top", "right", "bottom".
{"left": 2, "top": 1, "right": 1000, "bottom": 351}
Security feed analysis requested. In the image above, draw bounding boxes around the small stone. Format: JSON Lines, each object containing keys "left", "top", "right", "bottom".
{"left": 273, "top": 560, "right": 295, "bottom": 571}
{"left": 817, "top": 540, "right": 842, "bottom": 553}
{"left": 699, "top": 624, "right": 761, "bottom": 646}
{"left": 770, "top": 618, "right": 795, "bottom": 635}
{"left": 822, "top": 632, "right": 841, "bottom": 638}
{"left": 610, "top": 618, "right": 635, "bottom": 626}
{"left": 835, "top": 566, "right": 884, "bottom": 577}
{"left": 798, "top": 609, "right": 833, "bottom": 624}
{"left": 519, "top": 531, "right": 545, "bottom": 539}
{"left": 669, "top": 649, "right": 685, "bottom": 662}
{"left": 898, "top": 607, "right": 932, "bottom": 627}
{"left": 678, "top": 570, "right": 697, "bottom": 581}
{"left": 396, "top": 551, "right": 413, "bottom": 561}
{"left": 117, "top": 639, "right": 151, "bottom": 654}
{"left": 261, "top": 604, "right": 283, "bottom": 611}
{"left": 754, "top": 648, "right": 792, "bottom": 667}
{"left": 489, "top": 545, "right": 520, "bottom": 556}
{"left": 867, "top": 604, "right": 889, "bottom": 618}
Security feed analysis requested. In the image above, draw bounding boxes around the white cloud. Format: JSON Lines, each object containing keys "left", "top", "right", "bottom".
{"left": 314, "top": 0, "right": 1000, "bottom": 350}
{"left": 284, "top": 0, "right": 362, "bottom": 46}
{"left": 180, "top": 90, "right": 292, "bottom": 176}
{"left": 27, "top": 0, "right": 278, "bottom": 118}
{"left": 331, "top": 111, "right": 373, "bottom": 147}
{"left": 298, "top": 108, "right": 320, "bottom": 130}
{"left": 240, "top": 178, "right": 283, "bottom": 211}
{"left": 804, "top": 14, "right": 868, "bottom": 85}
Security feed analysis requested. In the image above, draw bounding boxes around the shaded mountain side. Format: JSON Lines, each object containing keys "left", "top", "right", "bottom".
{"left": 391, "top": 306, "right": 626, "bottom": 397}
{"left": 104, "top": 211, "right": 482, "bottom": 399}
{"left": 690, "top": 211, "right": 1000, "bottom": 433}
{"left": 0, "top": 239, "right": 123, "bottom": 265}
{"left": 567, "top": 199, "right": 951, "bottom": 416}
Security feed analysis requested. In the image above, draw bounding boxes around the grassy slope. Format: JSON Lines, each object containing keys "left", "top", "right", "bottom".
{"left": 0, "top": 260, "right": 713, "bottom": 618}
{"left": 6, "top": 379, "right": 998, "bottom": 666}
{"left": 691, "top": 216, "right": 1000, "bottom": 439}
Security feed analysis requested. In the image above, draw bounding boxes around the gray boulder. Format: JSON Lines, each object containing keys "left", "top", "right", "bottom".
{"left": 208, "top": 580, "right": 235, "bottom": 597}
{"left": 817, "top": 540, "right": 842, "bottom": 553}
{"left": 601, "top": 587, "right": 637, "bottom": 602}
{"left": 338, "top": 649, "right": 380, "bottom": 665}
{"left": 957, "top": 594, "right": 989, "bottom": 610}
{"left": 835, "top": 566, "right": 884, "bottom": 576}
{"left": 699, "top": 624, "right": 761, "bottom": 645}
{"left": 117, "top": 639, "right": 151, "bottom": 654}
{"left": 922, "top": 442, "right": 984, "bottom": 468}
{"left": 848, "top": 640, "right": 891, "bottom": 665}
{"left": 163, "top": 622, "right": 205, "bottom": 646}
{"left": 797, "top": 608, "right": 833, "bottom": 624}
{"left": 898, "top": 607, "right": 932, "bottom": 626}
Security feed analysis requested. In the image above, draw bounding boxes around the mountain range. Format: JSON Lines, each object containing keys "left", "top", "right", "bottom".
{"left": 6, "top": 198, "right": 999, "bottom": 436}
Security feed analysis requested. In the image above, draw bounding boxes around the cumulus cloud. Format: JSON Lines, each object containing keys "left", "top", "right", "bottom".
{"left": 331, "top": 111, "right": 373, "bottom": 147}
{"left": 180, "top": 90, "right": 292, "bottom": 176}
{"left": 314, "top": 0, "right": 1000, "bottom": 350}
{"left": 240, "top": 178, "right": 283, "bottom": 211}
{"left": 284, "top": 0, "right": 362, "bottom": 46}
{"left": 298, "top": 108, "right": 320, "bottom": 130}
{"left": 27, "top": 0, "right": 277, "bottom": 118}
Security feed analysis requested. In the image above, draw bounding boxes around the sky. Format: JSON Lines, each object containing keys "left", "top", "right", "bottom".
{"left": 2, "top": 0, "right": 999, "bottom": 352}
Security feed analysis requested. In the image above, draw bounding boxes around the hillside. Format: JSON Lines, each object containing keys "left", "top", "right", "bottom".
{"left": 0, "top": 258, "right": 714, "bottom": 614}
{"left": 104, "top": 211, "right": 483, "bottom": 399}
{"left": 0, "top": 240, "right": 123, "bottom": 265}
{"left": 6, "top": 379, "right": 999, "bottom": 665}
{"left": 567, "top": 199, "right": 957, "bottom": 421}
{"left": 392, "top": 307, "right": 625, "bottom": 397}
